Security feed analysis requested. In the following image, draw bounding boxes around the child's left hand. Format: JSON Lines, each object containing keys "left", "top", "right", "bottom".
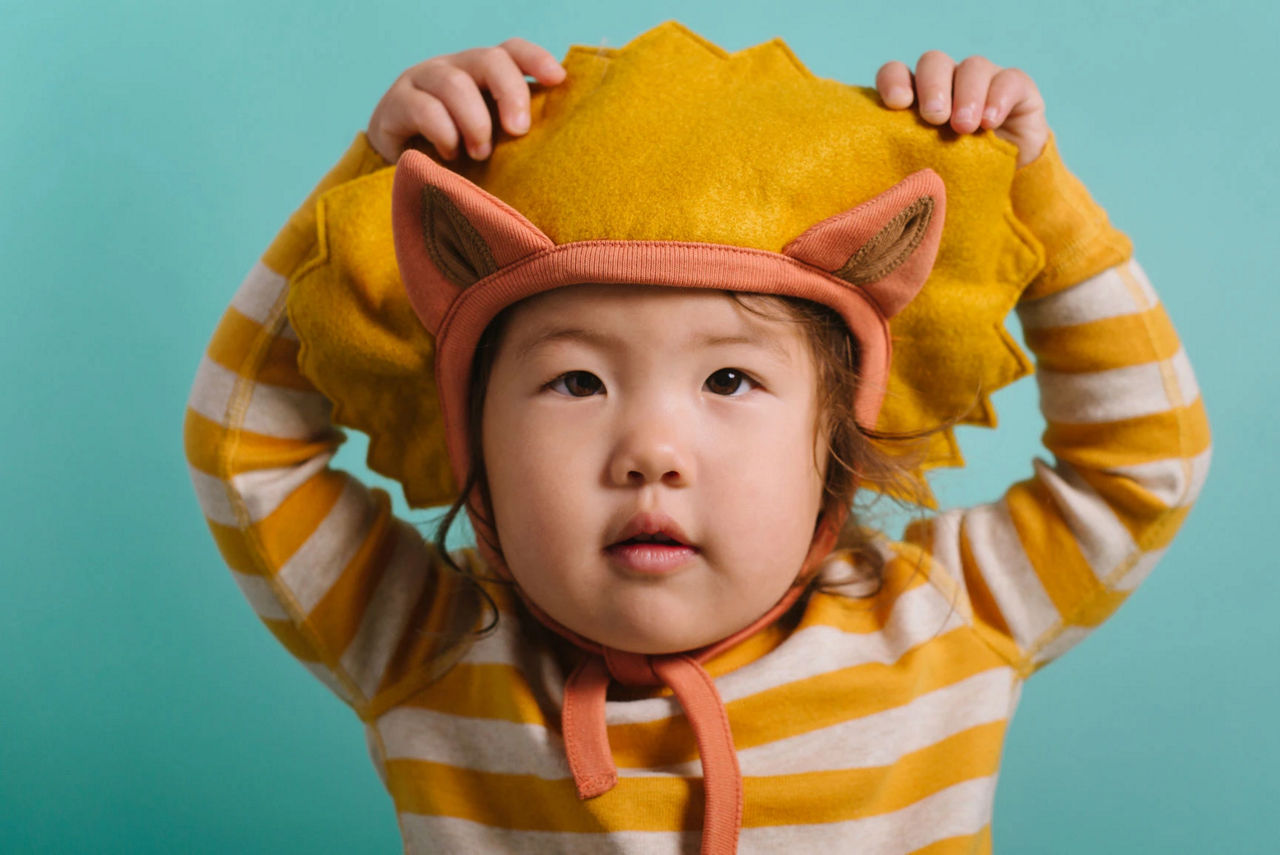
{"left": 875, "top": 52, "right": 1050, "bottom": 168}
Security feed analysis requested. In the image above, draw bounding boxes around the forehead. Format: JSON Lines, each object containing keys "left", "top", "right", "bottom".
{"left": 500, "top": 283, "right": 811, "bottom": 359}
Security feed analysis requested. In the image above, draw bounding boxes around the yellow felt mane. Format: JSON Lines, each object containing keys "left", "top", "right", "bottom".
{"left": 286, "top": 20, "right": 1047, "bottom": 509}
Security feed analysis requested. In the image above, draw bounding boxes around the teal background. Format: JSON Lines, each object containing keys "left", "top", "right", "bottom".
{"left": 2, "top": 0, "right": 1274, "bottom": 851}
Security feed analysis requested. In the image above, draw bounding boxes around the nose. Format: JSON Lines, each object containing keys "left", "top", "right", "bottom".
{"left": 607, "top": 407, "right": 693, "bottom": 488}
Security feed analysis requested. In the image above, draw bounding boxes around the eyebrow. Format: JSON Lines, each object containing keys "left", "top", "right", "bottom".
{"left": 515, "top": 326, "right": 793, "bottom": 364}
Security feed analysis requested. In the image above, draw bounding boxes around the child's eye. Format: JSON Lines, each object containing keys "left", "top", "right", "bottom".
{"left": 547, "top": 370, "right": 605, "bottom": 397}
{"left": 704, "top": 368, "right": 756, "bottom": 397}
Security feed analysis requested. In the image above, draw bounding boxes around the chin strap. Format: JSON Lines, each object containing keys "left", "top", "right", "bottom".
{"left": 564, "top": 649, "right": 745, "bottom": 853}
{"left": 555, "top": 510, "right": 845, "bottom": 855}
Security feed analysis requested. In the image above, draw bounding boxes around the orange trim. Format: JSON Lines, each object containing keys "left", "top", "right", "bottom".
{"left": 563, "top": 657, "right": 619, "bottom": 799}
{"left": 426, "top": 239, "right": 895, "bottom": 498}
{"left": 654, "top": 656, "right": 742, "bottom": 854}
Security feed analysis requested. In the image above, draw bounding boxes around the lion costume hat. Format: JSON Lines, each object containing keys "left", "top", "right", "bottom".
{"left": 288, "top": 20, "right": 1050, "bottom": 520}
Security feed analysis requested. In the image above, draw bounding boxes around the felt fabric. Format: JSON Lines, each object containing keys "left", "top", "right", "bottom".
{"left": 287, "top": 20, "right": 1052, "bottom": 511}
{"left": 390, "top": 150, "right": 946, "bottom": 515}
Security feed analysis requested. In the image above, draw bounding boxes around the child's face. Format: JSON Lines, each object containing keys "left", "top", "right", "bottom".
{"left": 482, "top": 284, "right": 828, "bottom": 654}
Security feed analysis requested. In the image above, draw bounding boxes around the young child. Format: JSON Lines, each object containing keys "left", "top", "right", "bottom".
{"left": 185, "top": 23, "right": 1210, "bottom": 854}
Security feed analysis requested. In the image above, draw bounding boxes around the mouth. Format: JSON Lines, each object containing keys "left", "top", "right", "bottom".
{"left": 605, "top": 513, "right": 698, "bottom": 574}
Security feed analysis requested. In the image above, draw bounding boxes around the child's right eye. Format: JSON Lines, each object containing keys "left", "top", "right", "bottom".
{"left": 547, "top": 371, "right": 605, "bottom": 397}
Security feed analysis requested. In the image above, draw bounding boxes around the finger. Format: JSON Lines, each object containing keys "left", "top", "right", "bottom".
{"left": 458, "top": 45, "right": 535, "bottom": 137}
{"left": 875, "top": 61, "right": 914, "bottom": 108}
{"left": 950, "top": 55, "right": 1000, "bottom": 133}
{"left": 980, "top": 67, "right": 1025, "bottom": 128}
{"left": 369, "top": 77, "right": 461, "bottom": 161}
{"left": 401, "top": 89, "right": 461, "bottom": 160}
{"left": 499, "top": 36, "right": 568, "bottom": 85}
{"left": 409, "top": 60, "right": 494, "bottom": 160}
{"left": 913, "top": 50, "right": 956, "bottom": 125}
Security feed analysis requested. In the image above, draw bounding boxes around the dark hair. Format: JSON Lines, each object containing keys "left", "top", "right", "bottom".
{"left": 430, "top": 289, "right": 956, "bottom": 627}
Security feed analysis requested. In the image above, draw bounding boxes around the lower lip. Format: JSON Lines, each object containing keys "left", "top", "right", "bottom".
{"left": 605, "top": 543, "right": 698, "bottom": 574}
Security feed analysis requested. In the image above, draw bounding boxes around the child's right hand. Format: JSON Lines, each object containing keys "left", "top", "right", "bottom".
{"left": 366, "top": 38, "right": 567, "bottom": 164}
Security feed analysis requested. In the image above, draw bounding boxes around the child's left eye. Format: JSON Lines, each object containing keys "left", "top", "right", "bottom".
{"left": 704, "top": 368, "right": 757, "bottom": 396}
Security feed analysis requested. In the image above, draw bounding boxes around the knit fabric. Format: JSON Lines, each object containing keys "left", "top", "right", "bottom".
{"left": 185, "top": 134, "right": 1209, "bottom": 851}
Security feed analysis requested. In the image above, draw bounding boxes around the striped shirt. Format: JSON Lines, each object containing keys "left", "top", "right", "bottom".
{"left": 185, "top": 133, "right": 1210, "bottom": 853}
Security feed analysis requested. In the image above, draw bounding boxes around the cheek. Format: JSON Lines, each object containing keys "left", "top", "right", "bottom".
{"left": 482, "top": 398, "right": 600, "bottom": 554}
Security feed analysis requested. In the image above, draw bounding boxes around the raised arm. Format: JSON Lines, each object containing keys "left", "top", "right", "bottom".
{"left": 183, "top": 133, "right": 482, "bottom": 719}
{"left": 905, "top": 134, "right": 1211, "bottom": 674}
{"left": 875, "top": 51, "right": 1210, "bottom": 674}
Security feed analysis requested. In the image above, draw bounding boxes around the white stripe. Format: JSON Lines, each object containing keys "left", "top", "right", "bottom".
{"left": 379, "top": 708, "right": 569, "bottom": 776}
{"left": 1126, "top": 257, "right": 1159, "bottom": 307}
{"left": 449, "top": 580, "right": 972, "bottom": 730}
{"left": 401, "top": 813, "right": 695, "bottom": 854}
{"left": 188, "top": 463, "right": 238, "bottom": 525}
{"left": 1038, "top": 359, "right": 1177, "bottom": 425}
{"left": 1113, "top": 545, "right": 1166, "bottom": 592}
{"left": 377, "top": 666, "right": 1013, "bottom": 780}
{"left": 602, "top": 582, "right": 969, "bottom": 727}
{"left": 229, "top": 260, "right": 294, "bottom": 335}
{"left": 340, "top": 519, "right": 433, "bottom": 699}
{"left": 1031, "top": 458, "right": 1137, "bottom": 581}
{"left": 301, "top": 659, "right": 355, "bottom": 705}
{"left": 1016, "top": 264, "right": 1141, "bottom": 330}
{"left": 958, "top": 500, "right": 1061, "bottom": 653}
{"left": 188, "top": 355, "right": 332, "bottom": 438}
{"left": 1098, "top": 447, "right": 1212, "bottom": 508}
{"left": 229, "top": 569, "right": 291, "bottom": 621}
{"left": 1170, "top": 347, "right": 1200, "bottom": 404}
{"left": 188, "top": 453, "right": 336, "bottom": 527}
{"left": 231, "top": 453, "right": 336, "bottom": 523}
{"left": 731, "top": 667, "right": 1013, "bottom": 776}
{"left": 277, "top": 476, "right": 382, "bottom": 612}
{"left": 1031, "top": 623, "right": 1096, "bottom": 666}
{"left": 739, "top": 775, "right": 995, "bottom": 854}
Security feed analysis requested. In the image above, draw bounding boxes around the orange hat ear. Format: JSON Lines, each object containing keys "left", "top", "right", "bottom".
{"left": 781, "top": 168, "right": 946, "bottom": 319}
{"left": 391, "top": 149, "right": 556, "bottom": 334}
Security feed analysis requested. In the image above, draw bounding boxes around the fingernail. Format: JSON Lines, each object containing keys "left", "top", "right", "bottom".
{"left": 471, "top": 142, "right": 490, "bottom": 159}
{"left": 983, "top": 106, "right": 999, "bottom": 123}
{"left": 889, "top": 86, "right": 912, "bottom": 105}
{"left": 512, "top": 112, "right": 529, "bottom": 133}
{"left": 923, "top": 97, "right": 945, "bottom": 114}
{"left": 954, "top": 106, "right": 973, "bottom": 123}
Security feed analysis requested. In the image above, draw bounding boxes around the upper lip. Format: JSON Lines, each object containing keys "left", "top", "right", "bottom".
{"left": 608, "top": 512, "right": 696, "bottom": 549}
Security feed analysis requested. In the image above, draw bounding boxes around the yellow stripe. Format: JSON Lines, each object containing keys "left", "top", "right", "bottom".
{"left": 1024, "top": 305, "right": 1179, "bottom": 373}
{"left": 296, "top": 489, "right": 400, "bottom": 656}
{"left": 404, "top": 663, "right": 552, "bottom": 725}
{"left": 744, "top": 720, "right": 1005, "bottom": 826}
{"left": 799, "top": 557, "right": 933, "bottom": 636}
{"left": 404, "top": 625, "right": 1009, "bottom": 769}
{"left": 1004, "top": 478, "right": 1103, "bottom": 622}
{"left": 184, "top": 407, "right": 342, "bottom": 477}
{"left": 956, "top": 524, "right": 1025, "bottom": 666}
{"left": 1045, "top": 399, "right": 1210, "bottom": 469}
{"left": 1116, "top": 260, "right": 1154, "bottom": 310}
{"left": 386, "top": 719, "right": 1005, "bottom": 830}
{"left": 207, "top": 307, "right": 314, "bottom": 392}
{"left": 206, "top": 469, "right": 348, "bottom": 574}
{"left": 1070, "top": 467, "right": 1192, "bottom": 549}
{"left": 608, "top": 627, "right": 1007, "bottom": 768}
{"left": 911, "top": 825, "right": 993, "bottom": 854}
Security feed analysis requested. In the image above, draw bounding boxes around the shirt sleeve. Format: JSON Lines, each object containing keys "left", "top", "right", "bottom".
{"left": 903, "top": 133, "right": 1212, "bottom": 676}
{"left": 183, "top": 132, "right": 483, "bottom": 720}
